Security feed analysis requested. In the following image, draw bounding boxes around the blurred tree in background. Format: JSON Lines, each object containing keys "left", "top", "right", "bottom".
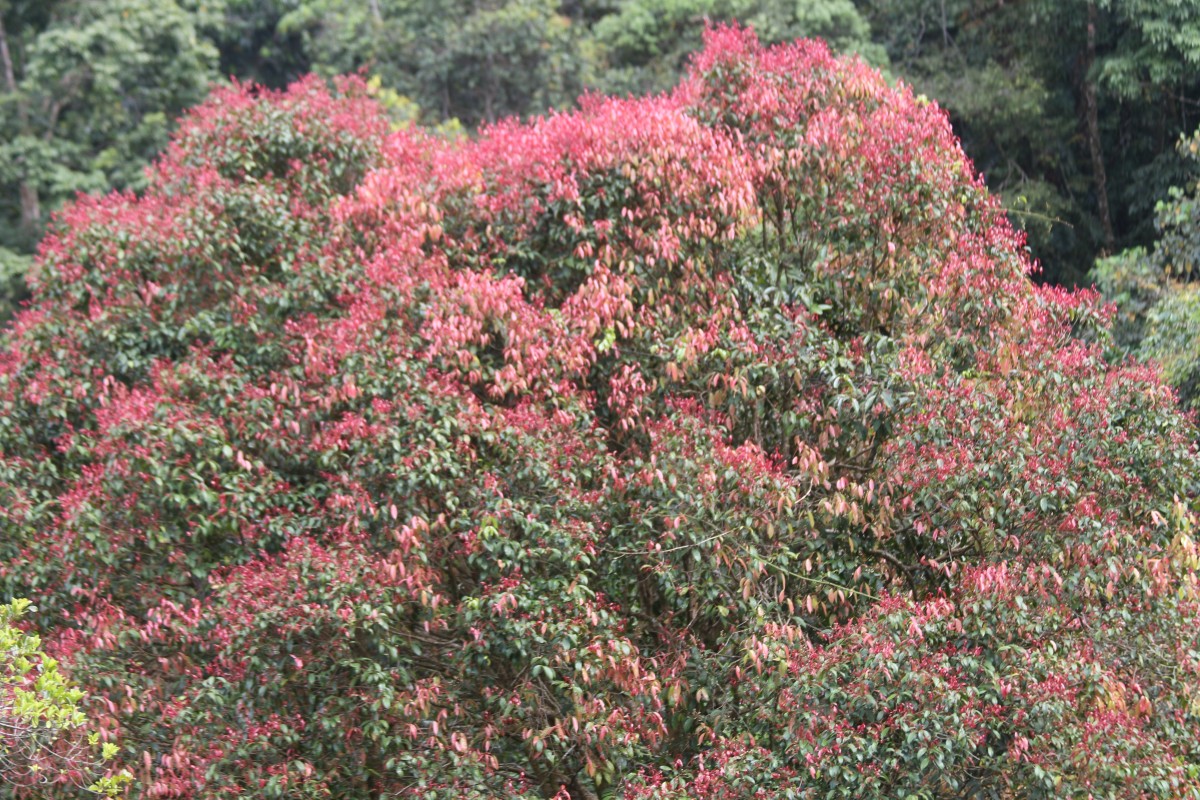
{"left": 1094, "top": 127, "right": 1200, "bottom": 414}
{"left": 592, "top": 0, "right": 881, "bottom": 95}
{"left": 861, "top": 0, "right": 1200, "bottom": 286}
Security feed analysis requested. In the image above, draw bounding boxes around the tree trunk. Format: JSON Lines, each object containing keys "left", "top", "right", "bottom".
{"left": 0, "top": 12, "right": 41, "bottom": 232}
{"left": 0, "top": 11, "right": 14, "bottom": 92}
{"left": 1082, "top": 0, "right": 1115, "bottom": 252}
{"left": 17, "top": 182, "right": 41, "bottom": 231}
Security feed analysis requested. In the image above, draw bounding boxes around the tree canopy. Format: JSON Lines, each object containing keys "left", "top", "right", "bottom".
{"left": 1, "top": 27, "right": 1198, "bottom": 799}
{"left": 9, "top": 0, "right": 1200, "bottom": 297}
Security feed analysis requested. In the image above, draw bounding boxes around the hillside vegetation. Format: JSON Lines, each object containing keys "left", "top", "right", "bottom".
{"left": 2, "top": 28, "right": 1199, "bottom": 799}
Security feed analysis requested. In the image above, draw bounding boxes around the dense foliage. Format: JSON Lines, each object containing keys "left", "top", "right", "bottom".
{"left": 3, "top": 27, "right": 1200, "bottom": 799}
{"left": 1, "top": 599, "right": 127, "bottom": 796}
{"left": 0, "top": 0, "right": 879, "bottom": 294}
{"left": 8, "top": 0, "right": 1200, "bottom": 297}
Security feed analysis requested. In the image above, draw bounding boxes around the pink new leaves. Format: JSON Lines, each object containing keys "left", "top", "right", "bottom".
{"left": 1, "top": 24, "right": 1198, "bottom": 800}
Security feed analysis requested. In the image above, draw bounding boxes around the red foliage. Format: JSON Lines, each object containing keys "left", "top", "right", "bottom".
{"left": 1, "top": 26, "right": 1198, "bottom": 799}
